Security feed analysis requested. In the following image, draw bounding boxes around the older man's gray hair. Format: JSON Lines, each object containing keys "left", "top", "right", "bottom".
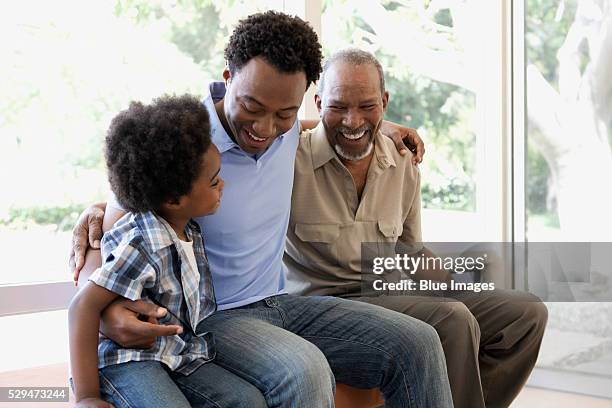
{"left": 317, "top": 48, "right": 386, "bottom": 96}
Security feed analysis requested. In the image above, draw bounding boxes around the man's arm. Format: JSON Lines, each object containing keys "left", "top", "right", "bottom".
{"left": 299, "top": 119, "right": 425, "bottom": 164}
{"left": 69, "top": 204, "right": 182, "bottom": 348}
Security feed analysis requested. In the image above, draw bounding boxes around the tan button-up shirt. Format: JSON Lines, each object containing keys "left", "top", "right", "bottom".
{"left": 285, "top": 123, "right": 422, "bottom": 296}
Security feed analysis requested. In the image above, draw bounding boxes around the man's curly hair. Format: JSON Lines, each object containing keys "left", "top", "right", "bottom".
{"left": 224, "top": 11, "right": 322, "bottom": 88}
{"left": 105, "top": 94, "right": 212, "bottom": 213}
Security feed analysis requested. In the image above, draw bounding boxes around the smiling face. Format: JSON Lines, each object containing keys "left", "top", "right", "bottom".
{"left": 218, "top": 57, "right": 308, "bottom": 155}
{"left": 316, "top": 61, "right": 388, "bottom": 162}
{"left": 180, "top": 144, "right": 224, "bottom": 217}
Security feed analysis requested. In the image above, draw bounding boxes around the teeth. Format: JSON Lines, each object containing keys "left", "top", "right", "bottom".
{"left": 341, "top": 130, "right": 366, "bottom": 140}
{"left": 247, "top": 131, "right": 265, "bottom": 142}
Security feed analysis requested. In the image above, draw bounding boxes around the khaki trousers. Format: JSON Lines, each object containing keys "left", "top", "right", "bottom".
{"left": 351, "top": 289, "right": 548, "bottom": 408}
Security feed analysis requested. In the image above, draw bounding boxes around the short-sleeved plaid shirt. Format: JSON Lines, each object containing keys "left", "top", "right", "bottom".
{"left": 90, "top": 211, "right": 217, "bottom": 375}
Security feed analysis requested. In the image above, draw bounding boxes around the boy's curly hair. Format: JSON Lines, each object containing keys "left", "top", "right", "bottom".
{"left": 224, "top": 11, "right": 322, "bottom": 88}
{"left": 105, "top": 94, "right": 211, "bottom": 213}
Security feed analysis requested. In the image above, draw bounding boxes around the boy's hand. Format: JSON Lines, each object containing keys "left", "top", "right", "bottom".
{"left": 69, "top": 203, "right": 106, "bottom": 280}
{"left": 76, "top": 397, "right": 115, "bottom": 408}
{"left": 380, "top": 121, "right": 425, "bottom": 164}
{"left": 100, "top": 298, "right": 183, "bottom": 349}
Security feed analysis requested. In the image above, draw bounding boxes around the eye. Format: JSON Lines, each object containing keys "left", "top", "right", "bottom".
{"left": 277, "top": 113, "right": 294, "bottom": 120}
{"left": 361, "top": 104, "right": 376, "bottom": 110}
{"left": 211, "top": 178, "right": 220, "bottom": 187}
{"left": 242, "top": 104, "right": 261, "bottom": 114}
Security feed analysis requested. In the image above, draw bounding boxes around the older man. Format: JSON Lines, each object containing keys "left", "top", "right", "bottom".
{"left": 285, "top": 48, "right": 548, "bottom": 408}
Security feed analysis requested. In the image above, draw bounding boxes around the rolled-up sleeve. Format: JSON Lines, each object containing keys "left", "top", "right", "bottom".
{"left": 90, "top": 242, "right": 156, "bottom": 301}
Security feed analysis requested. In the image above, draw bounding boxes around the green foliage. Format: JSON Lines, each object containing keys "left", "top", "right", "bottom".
{"left": 526, "top": 137, "right": 550, "bottom": 214}
{"left": 525, "top": 0, "right": 581, "bottom": 217}
{"left": 320, "top": 1, "right": 476, "bottom": 211}
{"left": 433, "top": 8, "right": 453, "bottom": 27}
{"left": 526, "top": 0, "right": 581, "bottom": 87}
{"left": 3, "top": 0, "right": 577, "bottom": 226}
{"left": 0, "top": 204, "right": 86, "bottom": 231}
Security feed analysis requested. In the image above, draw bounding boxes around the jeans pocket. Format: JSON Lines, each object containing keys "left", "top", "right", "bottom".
{"left": 99, "top": 371, "right": 134, "bottom": 408}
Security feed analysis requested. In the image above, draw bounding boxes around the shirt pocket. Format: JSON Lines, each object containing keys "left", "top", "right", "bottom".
{"left": 294, "top": 223, "right": 340, "bottom": 261}
{"left": 377, "top": 219, "right": 404, "bottom": 241}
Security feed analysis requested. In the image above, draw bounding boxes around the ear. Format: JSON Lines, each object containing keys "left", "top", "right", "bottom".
{"left": 315, "top": 94, "right": 322, "bottom": 115}
{"left": 222, "top": 65, "right": 231, "bottom": 86}
{"left": 162, "top": 197, "right": 184, "bottom": 211}
{"left": 382, "top": 91, "right": 389, "bottom": 111}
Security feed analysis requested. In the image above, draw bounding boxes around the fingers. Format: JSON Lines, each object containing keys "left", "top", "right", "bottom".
{"left": 69, "top": 249, "right": 78, "bottom": 284}
{"left": 122, "top": 299, "right": 168, "bottom": 318}
{"left": 88, "top": 208, "right": 105, "bottom": 249}
{"left": 133, "top": 321, "right": 183, "bottom": 337}
{"left": 69, "top": 206, "right": 105, "bottom": 277}
{"left": 405, "top": 128, "right": 424, "bottom": 165}
{"left": 71, "top": 224, "right": 88, "bottom": 275}
{"left": 414, "top": 142, "right": 425, "bottom": 165}
{"left": 395, "top": 137, "right": 409, "bottom": 157}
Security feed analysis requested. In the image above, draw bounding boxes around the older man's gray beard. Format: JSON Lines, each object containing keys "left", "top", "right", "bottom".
{"left": 334, "top": 141, "right": 374, "bottom": 161}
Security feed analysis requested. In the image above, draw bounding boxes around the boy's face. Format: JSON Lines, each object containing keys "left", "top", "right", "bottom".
{"left": 180, "top": 144, "right": 224, "bottom": 217}
{"left": 222, "top": 57, "right": 307, "bottom": 154}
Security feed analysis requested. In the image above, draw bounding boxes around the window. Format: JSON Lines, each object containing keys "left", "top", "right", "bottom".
{"left": 521, "top": 0, "right": 612, "bottom": 397}
{"left": 0, "top": 0, "right": 302, "bottom": 372}
{"left": 0, "top": 0, "right": 296, "bottom": 289}
{"left": 320, "top": 0, "right": 507, "bottom": 243}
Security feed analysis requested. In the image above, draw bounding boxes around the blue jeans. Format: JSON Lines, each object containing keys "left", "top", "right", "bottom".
{"left": 198, "top": 294, "right": 453, "bottom": 408}
{"left": 99, "top": 360, "right": 266, "bottom": 408}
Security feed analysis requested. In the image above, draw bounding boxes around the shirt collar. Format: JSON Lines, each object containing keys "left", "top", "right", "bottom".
{"left": 203, "top": 82, "right": 238, "bottom": 154}
{"left": 133, "top": 212, "right": 201, "bottom": 253}
{"left": 373, "top": 131, "right": 397, "bottom": 169}
{"left": 310, "top": 122, "right": 338, "bottom": 170}
{"left": 310, "top": 122, "right": 396, "bottom": 170}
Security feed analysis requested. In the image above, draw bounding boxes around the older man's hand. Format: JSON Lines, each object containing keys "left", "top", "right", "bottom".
{"left": 69, "top": 203, "right": 106, "bottom": 282}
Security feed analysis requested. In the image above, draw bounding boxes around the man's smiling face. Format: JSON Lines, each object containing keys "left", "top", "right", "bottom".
{"left": 222, "top": 57, "right": 307, "bottom": 155}
{"left": 316, "top": 61, "right": 388, "bottom": 161}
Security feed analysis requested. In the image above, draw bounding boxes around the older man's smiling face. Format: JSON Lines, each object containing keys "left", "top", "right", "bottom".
{"left": 316, "top": 61, "right": 388, "bottom": 161}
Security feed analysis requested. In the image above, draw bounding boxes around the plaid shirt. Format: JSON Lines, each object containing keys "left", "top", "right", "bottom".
{"left": 90, "top": 211, "right": 216, "bottom": 375}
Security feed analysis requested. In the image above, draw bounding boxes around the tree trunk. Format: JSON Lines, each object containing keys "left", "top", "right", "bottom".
{"left": 527, "top": 0, "right": 612, "bottom": 240}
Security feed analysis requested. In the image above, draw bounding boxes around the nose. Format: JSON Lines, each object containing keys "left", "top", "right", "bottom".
{"left": 218, "top": 178, "right": 225, "bottom": 195}
{"left": 341, "top": 108, "right": 364, "bottom": 130}
{"left": 252, "top": 115, "right": 276, "bottom": 139}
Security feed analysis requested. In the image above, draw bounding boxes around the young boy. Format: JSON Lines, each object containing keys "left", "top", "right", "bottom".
{"left": 69, "top": 94, "right": 224, "bottom": 408}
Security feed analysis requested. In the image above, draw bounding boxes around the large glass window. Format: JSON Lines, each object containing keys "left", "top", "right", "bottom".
{"left": 524, "top": 0, "right": 612, "bottom": 393}
{"left": 0, "top": 0, "right": 292, "bottom": 287}
{"left": 0, "top": 0, "right": 300, "bottom": 373}
{"left": 320, "top": 0, "right": 505, "bottom": 242}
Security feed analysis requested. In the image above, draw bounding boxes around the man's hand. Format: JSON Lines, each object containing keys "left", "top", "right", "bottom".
{"left": 100, "top": 298, "right": 183, "bottom": 349}
{"left": 69, "top": 204, "right": 106, "bottom": 282}
{"left": 380, "top": 121, "right": 425, "bottom": 164}
{"left": 75, "top": 397, "right": 115, "bottom": 408}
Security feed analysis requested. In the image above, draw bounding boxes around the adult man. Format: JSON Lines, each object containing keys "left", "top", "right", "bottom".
{"left": 71, "top": 12, "right": 453, "bottom": 408}
{"left": 285, "top": 48, "right": 548, "bottom": 408}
